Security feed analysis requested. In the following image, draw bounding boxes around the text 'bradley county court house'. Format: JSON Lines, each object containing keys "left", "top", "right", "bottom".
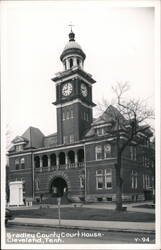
{"left": 7, "top": 30, "right": 154, "bottom": 206}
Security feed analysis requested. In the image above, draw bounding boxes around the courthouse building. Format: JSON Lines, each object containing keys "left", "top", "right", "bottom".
{"left": 7, "top": 30, "right": 154, "bottom": 205}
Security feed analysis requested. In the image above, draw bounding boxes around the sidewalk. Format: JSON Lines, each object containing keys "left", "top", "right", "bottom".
{"left": 10, "top": 217, "right": 155, "bottom": 234}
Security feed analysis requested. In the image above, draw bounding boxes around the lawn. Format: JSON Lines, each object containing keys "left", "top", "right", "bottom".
{"left": 12, "top": 207, "right": 155, "bottom": 222}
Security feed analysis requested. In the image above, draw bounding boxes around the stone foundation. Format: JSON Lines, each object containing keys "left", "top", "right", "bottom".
{"left": 86, "top": 193, "right": 145, "bottom": 202}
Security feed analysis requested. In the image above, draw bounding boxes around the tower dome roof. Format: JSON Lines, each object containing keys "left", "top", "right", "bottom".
{"left": 60, "top": 30, "right": 86, "bottom": 61}
{"left": 63, "top": 41, "right": 82, "bottom": 51}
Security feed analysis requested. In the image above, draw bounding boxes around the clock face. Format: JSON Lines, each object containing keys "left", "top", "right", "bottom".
{"left": 81, "top": 83, "right": 88, "bottom": 97}
{"left": 62, "top": 83, "right": 73, "bottom": 96}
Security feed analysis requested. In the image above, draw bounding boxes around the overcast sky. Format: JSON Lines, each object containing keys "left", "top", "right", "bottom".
{"left": 2, "top": 1, "right": 155, "bottom": 144}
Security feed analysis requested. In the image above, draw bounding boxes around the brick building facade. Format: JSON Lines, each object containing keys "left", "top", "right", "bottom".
{"left": 7, "top": 30, "right": 154, "bottom": 204}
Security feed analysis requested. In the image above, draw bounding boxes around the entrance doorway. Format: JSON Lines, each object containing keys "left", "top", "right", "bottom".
{"left": 50, "top": 177, "right": 67, "bottom": 197}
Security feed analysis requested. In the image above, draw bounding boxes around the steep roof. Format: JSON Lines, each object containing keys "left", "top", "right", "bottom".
{"left": 93, "top": 105, "right": 126, "bottom": 126}
{"left": 22, "top": 127, "right": 44, "bottom": 149}
{"left": 44, "top": 133, "right": 57, "bottom": 148}
{"left": 84, "top": 105, "right": 127, "bottom": 138}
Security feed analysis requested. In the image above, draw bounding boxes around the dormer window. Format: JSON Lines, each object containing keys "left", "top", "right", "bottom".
{"left": 97, "top": 128, "right": 104, "bottom": 136}
{"left": 15, "top": 144, "right": 23, "bottom": 152}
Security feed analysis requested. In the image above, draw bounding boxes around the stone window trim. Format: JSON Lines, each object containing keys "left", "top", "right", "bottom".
{"left": 95, "top": 145, "right": 102, "bottom": 160}
{"left": 69, "top": 134, "right": 75, "bottom": 144}
{"left": 15, "top": 144, "right": 24, "bottom": 152}
{"left": 104, "top": 169, "right": 112, "bottom": 190}
{"left": 104, "top": 144, "right": 111, "bottom": 159}
{"left": 142, "top": 155, "right": 149, "bottom": 167}
{"left": 131, "top": 170, "right": 138, "bottom": 190}
{"left": 15, "top": 159, "right": 20, "bottom": 170}
{"left": 80, "top": 175, "right": 85, "bottom": 189}
{"left": 95, "top": 144, "right": 112, "bottom": 161}
{"left": 97, "top": 127, "right": 105, "bottom": 136}
{"left": 15, "top": 157, "right": 25, "bottom": 170}
{"left": 35, "top": 179, "right": 40, "bottom": 191}
{"left": 20, "top": 158, "right": 25, "bottom": 169}
{"left": 130, "top": 146, "right": 137, "bottom": 161}
{"left": 96, "top": 169, "right": 104, "bottom": 190}
{"left": 143, "top": 174, "right": 151, "bottom": 189}
{"left": 63, "top": 109, "right": 74, "bottom": 120}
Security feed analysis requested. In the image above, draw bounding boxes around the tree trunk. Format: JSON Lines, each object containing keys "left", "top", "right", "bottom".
{"left": 115, "top": 155, "right": 123, "bottom": 211}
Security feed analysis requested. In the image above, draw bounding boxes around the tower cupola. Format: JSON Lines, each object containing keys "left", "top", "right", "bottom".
{"left": 60, "top": 30, "right": 86, "bottom": 71}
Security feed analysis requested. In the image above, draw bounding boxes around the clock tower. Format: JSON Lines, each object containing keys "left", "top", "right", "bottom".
{"left": 52, "top": 30, "right": 96, "bottom": 145}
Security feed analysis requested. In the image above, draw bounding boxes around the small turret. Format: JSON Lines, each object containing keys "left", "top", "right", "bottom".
{"left": 60, "top": 29, "right": 86, "bottom": 71}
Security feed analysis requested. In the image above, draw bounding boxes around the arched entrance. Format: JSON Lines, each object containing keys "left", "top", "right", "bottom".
{"left": 50, "top": 177, "right": 68, "bottom": 197}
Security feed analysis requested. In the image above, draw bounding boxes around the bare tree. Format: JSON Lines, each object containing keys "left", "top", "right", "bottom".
{"left": 98, "top": 82, "right": 154, "bottom": 210}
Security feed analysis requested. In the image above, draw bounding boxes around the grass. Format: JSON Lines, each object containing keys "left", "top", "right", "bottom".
{"left": 12, "top": 207, "right": 155, "bottom": 222}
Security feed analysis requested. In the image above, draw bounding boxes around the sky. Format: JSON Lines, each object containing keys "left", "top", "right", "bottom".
{"left": 2, "top": 1, "right": 155, "bottom": 146}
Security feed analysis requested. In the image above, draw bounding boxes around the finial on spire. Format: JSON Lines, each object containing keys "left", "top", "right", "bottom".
{"left": 68, "top": 22, "right": 75, "bottom": 42}
{"left": 68, "top": 22, "right": 74, "bottom": 32}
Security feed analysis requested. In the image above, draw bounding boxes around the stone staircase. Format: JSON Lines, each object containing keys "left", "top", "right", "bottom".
{"left": 41, "top": 194, "right": 72, "bottom": 205}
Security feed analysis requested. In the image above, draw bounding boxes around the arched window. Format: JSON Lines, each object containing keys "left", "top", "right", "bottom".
{"left": 42, "top": 155, "right": 48, "bottom": 167}
{"left": 59, "top": 152, "right": 65, "bottom": 165}
{"left": 64, "top": 61, "right": 67, "bottom": 70}
{"left": 50, "top": 154, "right": 56, "bottom": 166}
{"left": 78, "top": 149, "right": 84, "bottom": 163}
{"left": 68, "top": 151, "right": 75, "bottom": 164}
{"left": 70, "top": 58, "right": 73, "bottom": 68}
{"left": 20, "top": 158, "right": 25, "bottom": 169}
{"left": 77, "top": 59, "right": 80, "bottom": 67}
{"left": 34, "top": 156, "right": 40, "bottom": 168}
{"left": 104, "top": 144, "right": 111, "bottom": 158}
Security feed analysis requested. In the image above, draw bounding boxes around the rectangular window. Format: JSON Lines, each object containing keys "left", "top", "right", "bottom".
{"left": 70, "top": 109, "right": 74, "bottom": 119}
{"left": 63, "top": 136, "right": 68, "bottom": 144}
{"left": 105, "top": 169, "right": 112, "bottom": 189}
{"left": 95, "top": 145, "right": 102, "bottom": 160}
{"left": 96, "top": 176, "right": 103, "bottom": 189}
{"left": 130, "top": 146, "right": 136, "bottom": 160}
{"left": 96, "top": 170, "right": 103, "bottom": 189}
{"left": 66, "top": 111, "right": 70, "bottom": 119}
{"left": 15, "top": 159, "right": 20, "bottom": 170}
{"left": 143, "top": 174, "right": 145, "bottom": 189}
{"left": 143, "top": 155, "right": 149, "bottom": 167}
{"left": 146, "top": 175, "right": 151, "bottom": 188}
{"left": 131, "top": 170, "right": 138, "bottom": 189}
{"left": 35, "top": 179, "right": 40, "bottom": 191}
{"left": 69, "top": 135, "right": 74, "bottom": 144}
{"left": 104, "top": 144, "right": 111, "bottom": 158}
{"left": 62, "top": 112, "right": 65, "bottom": 120}
{"left": 80, "top": 176, "right": 85, "bottom": 189}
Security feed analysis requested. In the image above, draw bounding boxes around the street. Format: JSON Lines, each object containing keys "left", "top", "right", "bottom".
{"left": 6, "top": 224, "right": 155, "bottom": 244}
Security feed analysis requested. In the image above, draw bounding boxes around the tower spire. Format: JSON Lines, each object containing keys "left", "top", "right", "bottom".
{"left": 68, "top": 22, "right": 75, "bottom": 41}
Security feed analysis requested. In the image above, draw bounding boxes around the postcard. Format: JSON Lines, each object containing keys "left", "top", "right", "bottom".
{"left": 1, "top": 0, "right": 160, "bottom": 249}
